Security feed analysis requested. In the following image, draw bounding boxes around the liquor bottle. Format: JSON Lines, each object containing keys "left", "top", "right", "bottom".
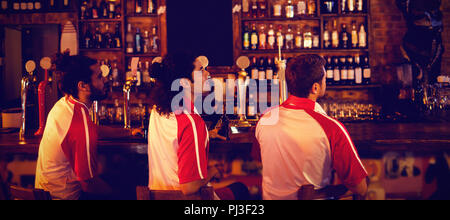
{"left": 312, "top": 27, "right": 320, "bottom": 49}
{"left": 267, "top": 24, "right": 276, "bottom": 50}
{"left": 340, "top": 23, "right": 349, "bottom": 49}
{"left": 297, "top": 0, "right": 306, "bottom": 16}
{"left": 258, "top": 0, "right": 267, "bottom": 18}
{"left": 348, "top": 0, "right": 355, "bottom": 13}
{"left": 356, "top": 0, "right": 363, "bottom": 12}
{"left": 295, "top": 25, "right": 302, "bottom": 49}
{"left": 243, "top": 24, "right": 250, "bottom": 50}
{"left": 362, "top": 56, "right": 371, "bottom": 84}
{"left": 258, "top": 57, "right": 266, "bottom": 80}
{"left": 266, "top": 57, "right": 274, "bottom": 80}
{"left": 104, "top": 24, "right": 113, "bottom": 48}
{"left": 114, "top": 23, "right": 121, "bottom": 48}
{"left": 111, "top": 61, "right": 120, "bottom": 87}
{"left": 20, "top": 0, "right": 27, "bottom": 10}
{"left": 340, "top": 57, "right": 348, "bottom": 85}
{"left": 115, "top": 3, "right": 121, "bottom": 18}
{"left": 143, "top": 61, "right": 151, "bottom": 84}
{"left": 136, "top": 61, "right": 142, "bottom": 86}
{"left": 331, "top": 20, "right": 339, "bottom": 48}
{"left": 285, "top": 0, "right": 294, "bottom": 18}
{"left": 333, "top": 57, "right": 341, "bottom": 85}
{"left": 91, "top": 0, "right": 99, "bottom": 19}
{"left": 27, "top": 0, "right": 34, "bottom": 10}
{"left": 147, "top": 0, "right": 155, "bottom": 14}
{"left": 347, "top": 56, "right": 355, "bottom": 85}
{"left": 80, "top": 0, "right": 88, "bottom": 19}
{"left": 358, "top": 23, "right": 367, "bottom": 48}
{"left": 258, "top": 24, "right": 267, "bottom": 50}
{"left": 63, "top": 0, "right": 70, "bottom": 9}
{"left": 242, "top": 0, "right": 250, "bottom": 18}
{"left": 323, "top": 0, "right": 336, "bottom": 14}
{"left": 285, "top": 25, "right": 294, "bottom": 50}
{"left": 126, "top": 23, "right": 134, "bottom": 53}
{"left": 94, "top": 26, "right": 102, "bottom": 49}
{"left": 13, "top": 0, "right": 20, "bottom": 11}
{"left": 341, "top": 0, "right": 347, "bottom": 14}
{"left": 276, "top": 25, "right": 284, "bottom": 50}
{"left": 303, "top": 26, "right": 312, "bottom": 49}
{"left": 135, "top": 0, "right": 142, "bottom": 14}
{"left": 273, "top": 0, "right": 282, "bottom": 17}
{"left": 250, "top": 23, "right": 258, "bottom": 50}
{"left": 143, "top": 30, "right": 150, "bottom": 53}
{"left": 251, "top": 0, "right": 258, "bottom": 18}
{"left": 151, "top": 25, "right": 159, "bottom": 52}
{"left": 354, "top": 55, "right": 362, "bottom": 84}
{"left": 135, "top": 28, "right": 142, "bottom": 53}
{"left": 307, "top": 0, "right": 316, "bottom": 16}
{"left": 108, "top": 0, "right": 116, "bottom": 18}
{"left": 251, "top": 57, "right": 258, "bottom": 79}
{"left": 100, "top": 0, "right": 108, "bottom": 18}
{"left": 326, "top": 57, "right": 334, "bottom": 85}
{"left": 351, "top": 21, "right": 358, "bottom": 48}
{"left": 323, "top": 21, "right": 331, "bottom": 49}
{"left": 1, "top": 0, "right": 8, "bottom": 12}
{"left": 83, "top": 26, "right": 92, "bottom": 48}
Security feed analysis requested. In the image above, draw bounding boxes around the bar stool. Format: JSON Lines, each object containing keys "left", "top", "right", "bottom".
{"left": 136, "top": 186, "right": 214, "bottom": 200}
{"left": 297, "top": 184, "right": 364, "bottom": 200}
{"left": 9, "top": 185, "right": 52, "bottom": 200}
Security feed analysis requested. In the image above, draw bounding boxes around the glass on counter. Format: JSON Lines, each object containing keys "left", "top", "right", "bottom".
{"left": 320, "top": 100, "right": 381, "bottom": 122}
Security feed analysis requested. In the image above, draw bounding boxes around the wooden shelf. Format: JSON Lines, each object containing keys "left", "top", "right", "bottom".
{"left": 321, "top": 13, "right": 368, "bottom": 18}
{"left": 79, "top": 48, "right": 123, "bottom": 52}
{"left": 327, "top": 84, "right": 381, "bottom": 90}
{"left": 125, "top": 53, "right": 160, "bottom": 57}
{"left": 79, "top": 18, "right": 123, "bottom": 22}
{"left": 126, "top": 14, "right": 158, "bottom": 18}
{"left": 242, "top": 16, "right": 320, "bottom": 22}
{"left": 242, "top": 48, "right": 369, "bottom": 54}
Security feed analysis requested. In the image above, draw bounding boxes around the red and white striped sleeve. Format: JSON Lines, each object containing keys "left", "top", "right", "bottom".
{"left": 61, "top": 104, "right": 98, "bottom": 181}
{"left": 305, "top": 109, "right": 368, "bottom": 187}
{"left": 175, "top": 113, "right": 209, "bottom": 184}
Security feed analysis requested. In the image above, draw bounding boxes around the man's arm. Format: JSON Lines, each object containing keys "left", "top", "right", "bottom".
{"left": 346, "top": 177, "right": 368, "bottom": 197}
{"left": 180, "top": 166, "right": 220, "bottom": 195}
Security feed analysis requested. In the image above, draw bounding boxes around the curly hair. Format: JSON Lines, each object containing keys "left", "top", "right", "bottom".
{"left": 148, "top": 53, "right": 196, "bottom": 117}
{"left": 53, "top": 51, "right": 97, "bottom": 98}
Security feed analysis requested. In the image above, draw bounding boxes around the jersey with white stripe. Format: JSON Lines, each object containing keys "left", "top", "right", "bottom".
{"left": 35, "top": 96, "right": 98, "bottom": 200}
{"left": 147, "top": 105, "right": 209, "bottom": 190}
{"left": 256, "top": 96, "right": 368, "bottom": 200}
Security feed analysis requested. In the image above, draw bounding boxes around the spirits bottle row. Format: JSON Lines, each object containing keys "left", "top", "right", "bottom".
{"left": 243, "top": 23, "right": 320, "bottom": 50}
{"left": 125, "top": 24, "right": 159, "bottom": 54}
{"left": 325, "top": 55, "right": 371, "bottom": 85}
{"left": 80, "top": 23, "right": 122, "bottom": 49}
{"left": 323, "top": 19, "right": 367, "bottom": 49}
{"left": 1, "top": 0, "right": 72, "bottom": 13}
{"left": 125, "top": 60, "right": 155, "bottom": 87}
{"left": 134, "top": 0, "right": 157, "bottom": 15}
{"left": 80, "top": 0, "right": 121, "bottom": 20}
{"left": 321, "top": 0, "right": 367, "bottom": 14}
{"left": 97, "top": 99, "right": 149, "bottom": 127}
{"left": 247, "top": 56, "right": 278, "bottom": 80}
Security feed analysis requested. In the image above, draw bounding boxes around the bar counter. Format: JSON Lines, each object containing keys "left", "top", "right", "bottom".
{"left": 1, "top": 122, "right": 449, "bottom": 157}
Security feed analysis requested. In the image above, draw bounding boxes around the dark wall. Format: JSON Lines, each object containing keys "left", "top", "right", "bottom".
{"left": 166, "top": 0, "right": 233, "bottom": 66}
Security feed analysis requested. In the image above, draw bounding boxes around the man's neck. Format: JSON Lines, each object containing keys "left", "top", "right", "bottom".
{"left": 76, "top": 94, "right": 92, "bottom": 108}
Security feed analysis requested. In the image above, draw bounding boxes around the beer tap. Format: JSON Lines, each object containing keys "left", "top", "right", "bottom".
{"left": 20, "top": 61, "right": 37, "bottom": 142}
{"left": 235, "top": 56, "right": 251, "bottom": 128}
{"left": 35, "top": 57, "right": 52, "bottom": 136}
{"left": 276, "top": 39, "right": 288, "bottom": 104}
{"left": 123, "top": 77, "right": 137, "bottom": 129}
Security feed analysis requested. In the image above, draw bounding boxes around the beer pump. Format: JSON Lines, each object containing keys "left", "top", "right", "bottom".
{"left": 34, "top": 57, "right": 52, "bottom": 136}
{"left": 123, "top": 57, "right": 139, "bottom": 129}
{"left": 235, "top": 56, "right": 252, "bottom": 128}
{"left": 20, "top": 61, "right": 37, "bottom": 141}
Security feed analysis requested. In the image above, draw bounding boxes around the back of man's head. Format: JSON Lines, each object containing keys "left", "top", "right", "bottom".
{"left": 285, "top": 54, "right": 326, "bottom": 98}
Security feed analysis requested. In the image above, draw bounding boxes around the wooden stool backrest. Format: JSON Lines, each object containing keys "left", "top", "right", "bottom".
{"left": 136, "top": 186, "right": 214, "bottom": 200}
{"left": 297, "top": 184, "right": 364, "bottom": 200}
{"left": 9, "top": 185, "right": 52, "bottom": 200}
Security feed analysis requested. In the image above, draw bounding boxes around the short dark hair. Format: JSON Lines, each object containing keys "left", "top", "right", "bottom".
{"left": 149, "top": 53, "right": 196, "bottom": 116}
{"left": 53, "top": 52, "right": 97, "bottom": 98}
{"left": 285, "top": 54, "right": 326, "bottom": 98}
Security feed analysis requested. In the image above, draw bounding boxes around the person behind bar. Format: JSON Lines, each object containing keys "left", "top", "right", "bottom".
{"left": 35, "top": 51, "right": 140, "bottom": 200}
{"left": 147, "top": 53, "right": 249, "bottom": 199}
{"left": 255, "top": 54, "right": 368, "bottom": 200}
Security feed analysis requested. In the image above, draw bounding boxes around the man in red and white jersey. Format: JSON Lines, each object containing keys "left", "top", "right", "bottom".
{"left": 35, "top": 53, "right": 137, "bottom": 200}
{"left": 256, "top": 55, "right": 368, "bottom": 200}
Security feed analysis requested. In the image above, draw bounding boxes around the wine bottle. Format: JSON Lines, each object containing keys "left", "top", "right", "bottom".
{"left": 135, "top": 0, "right": 142, "bottom": 14}
{"left": 250, "top": 23, "right": 258, "bottom": 50}
{"left": 251, "top": 0, "right": 258, "bottom": 18}
{"left": 362, "top": 56, "right": 371, "bottom": 84}
{"left": 243, "top": 24, "right": 250, "bottom": 50}
{"left": 333, "top": 57, "right": 341, "bottom": 85}
{"left": 351, "top": 21, "right": 358, "bottom": 48}
{"left": 151, "top": 25, "right": 159, "bottom": 52}
{"left": 135, "top": 27, "right": 142, "bottom": 53}
{"left": 258, "top": 57, "right": 266, "bottom": 80}
{"left": 331, "top": 19, "right": 339, "bottom": 48}
{"left": 286, "top": 0, "right": 294, "bottom": 18}
{"left": 347, "top": 56, "right": 355, "bottom": 85}
{"left": 108, "top": 0, "right": 115, "bottom": 19}
{"left": 251, "top": 57, "right": 258, "bottom": 80}
{"left": 295, "top": 25, "right": 302, "bottom": 49}
{"left": 126, "top": 23, "right": 134, "bottom": 53}
{"left": 147, "top": 0, "right": 155, "bottom": 14}
{"left": 285, "top": 25, "right": 294, "bottom": 50}
{"left": 340, "top": 23, "right": 349, "bottom": 49}
{"left": 358, "top": 23, "right": 367, "bottom": 48}
{"left": 266, "top": 57, "right": 274, "bottom": 80}
{"left": 340, "top": 57, "right": 348, "bottom": 85}
{"left": 258, "top": 24, "right": 266, "bottom": 50}
{"left": 114, "top": 23, "right": 121, "bottom": 48}
{"left": 267, "top": 24, "right": 276, "bottom": 50}
{"left": 326, "top": 57, "right": 334, "bottom": 85}
{"left": 323, "top": 21, "right": 331, "bottom": 49}
{"left": 355, "top": 55, "right": 362, "bottom": 84}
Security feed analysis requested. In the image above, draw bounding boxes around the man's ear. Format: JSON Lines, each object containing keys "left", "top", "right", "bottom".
{"left": 311, "top": 82, "right": 319, "bottom": 95}
{"left": 77, "top": 81, "right": 90, "bottom": 92}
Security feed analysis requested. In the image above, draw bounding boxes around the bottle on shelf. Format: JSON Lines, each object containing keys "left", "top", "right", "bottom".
{"left": 62, "top": 0, "right": 70, "bottom": 9}
{"left": 347, "top": 56, "right": 355, "bottom": 85}
{"left": 80, "top": 0, "right": 88, "bottom": 19}
{"left": 151, "top": 25, "right": 159, "bottom": 52}
{"left": 276, "top": 24, "right": 284, "bottom": 50}
{"left": 358, "top": 23, "right": 367, "bottom": 48}
{"left": 251, "top": 57, "right": 258, "bottom": 79}
{"left": 266, "top": 57, "right": 274, "bottom": 80}
{"left": 356, "top": 0, "right": 364, "bottom": 12}
{"left": 312, "top": 27, "right": 320, "bottom": 49}
{"left": 26, "top": 0, "right": 34, "bottom": 10}
{"left": 340, "top": 23, "right": 350, "bottom": 49}
{"left": 341, "top": 0, "right": 347, "bottom": 14}
{"left": 135, "top": 27, "right": 142, "bottom": 54}
{"left": 297, "top": 0, "right": 307, "bottom": 16}
{"left": 1, "top": 0, "right": 9, "bottom": 12}
{"left": 303, "top": 26, "right": 312, "bottom": 49}
{"left": 258, "top": 24, "right": 267, "bottom": 50}
{"left": 114, "top": 23, "right": 121, "bottom": 48}
{"left": 326, "top": 57, "right": 334, "bottom": 85}
{"left": 251, "top": 0, "right": 258, "bottom": 18}
{"left": 267, "top": 24, "right": 276, "bottom": 50}
{"left": 111, "top": 60, "right": 120, "bottom": 87}
{"left": 331, "top": 19, "right": 339, "bottom": 49}
{"left": 94, "top": 25, "right": 102, "bottom": 49}
{"left": 242, "top": 0, "right": 250, "bottom": 18}
{"left": 258, "top": 0, "right": 268, "bottom": 18}
{"left": 13, "top": 0, "right": 20, "bottom": 11}
{"left": 135, "top": 0, "right": 142, "bottom": 14}
{"left": 35, "top": 0, "right": 42, "bottom": 12}
{"left": 108, "top": 0, "right": 116, "bottom": 18}
{"left": 20, "top": 0, "right": 27, "bottom": 11}
{"left": 99, "top": 0, "right": 108, "bottom": 18}
{"left": 295, "top": 25, "right": 303, "bottom": 49}
{"left": 136, "top": 61, "right": 142, "bottom": 86}
{"left": 82, "top": 25, "right": 92, "bottom": 48}
{"left": 362, "top": 55, "right": 371, "bottom": 84}
{"left": 143, "top": 30, "right": 150, "bottom": 53}
{"left": 272, "top": 0, "right": 282, "bottom": 17}
{"left": 340, "top": 57, "right": 348, "bottom": 85}
{"left": 354, "top": 55, "right": 363, "bottom": 84}
{"left": 104, "top": 24, "right": 113, "bottom": 48}
{"left": 285, "top": 0, "right": 295, "bottom": 18}
{"left": 307, "top": 0, "right": 316, "bottom": 16}
{"left": 250, "top": 23, "right": 258, "bottom": 50}
{"left": 147, "top": 0, "right": 155, "bottom": 14}
{"left": 143, "top": 61, "right": 151, "bottom": 84}
{"left": 323, "top": 0, "right": 337, "bottom": 14}
{"left": 243, "top": 23, "right": 250, "bottom": 50}
{"left": 333, "top": 57, "right": 341, "bottom": 85}
{"left": 126, "top": 23, "right": 134, "bottom": 53}
{"left": 351, "top": 20, "right": 358, "bottom": 48}
{"left": 258, "top": 57, "right": 266, "bottom": 80}
{"left": 285, "top": 25, "right": 294, "bottom": 50}
{"left": 91, "top": 0, "right": 99, "bottom": 19}
{"left": 323, "top": 21, "right": 331, "bottom": 49}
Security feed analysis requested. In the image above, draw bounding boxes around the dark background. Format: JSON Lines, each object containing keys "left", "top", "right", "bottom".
{"left": 166, "top": 0, "right": 234, "bottom": 66}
